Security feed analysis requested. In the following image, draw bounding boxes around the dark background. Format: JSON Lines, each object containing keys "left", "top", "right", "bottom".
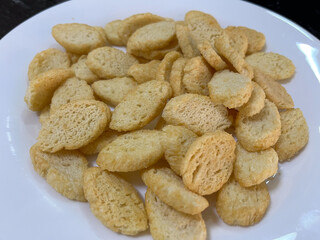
{"left": 0, "top": 0, "right": 319, "bottom": 40}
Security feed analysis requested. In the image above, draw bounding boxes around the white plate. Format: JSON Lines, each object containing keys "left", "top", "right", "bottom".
{"left": 1, "top": 0, "right": 320, "bottom": 239}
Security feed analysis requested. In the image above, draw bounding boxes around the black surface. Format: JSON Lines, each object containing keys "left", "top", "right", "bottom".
{"left": 0, "top": 0, "right": 319, "bottom": 40}
{"left": 0, "top": 0, "right": 66, "bottom": 39}
{"left": 244, "top": 0, "right": 320, "bottom": 40}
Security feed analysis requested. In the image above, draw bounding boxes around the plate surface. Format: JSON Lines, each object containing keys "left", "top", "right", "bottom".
{"left": 0, "top": 0, "right": 320, "bottom": 239}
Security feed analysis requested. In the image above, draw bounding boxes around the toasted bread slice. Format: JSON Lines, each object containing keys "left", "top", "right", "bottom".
{"left": 129, "top": 40, "right": 179, "bottom": 60}
{"left": 175, "top": 22, "right": 200, "bottom": 58}
{"left": 24, "top": 68, "right": 74, "bottom": 111}
{"left": 185, "top": 10, "right": 223, "bottom": 47}
{"left": 214, "top": 33, "right": 254, "bottom": 79}
{"left": 38, "top": 100, "right": 111, "bottom": 153}
{"left": 275, "top": 108, "right": 309, "bottom": 162}
{"left": 128, "top": 60, "right": 160, "bottom": 83}
{"left": 110, "top": 80, "right": 172, "bottom": 131}
{"left": 145, "top": 189, "right": 207, "bottom": 240}
{"left": 83, "top": 167, "right": 148, "bottom": 235}
{"left": 118, "top": 13, "right": 166, "bottom": 44}
{"left": 28, "top": 48, "right": 71, "bottom": 81}
{"left": 141, "top": 167, "right": 209, "bottom": 215}
{"left": 182, "top": 56, "right": 213, "bottom": 96}
{"left": 234, "top": 143, "right": 278, "bottom": 187}
{"left": 86, "top": 46, "right": 138, "bottom": 79}
{"left": 225, "top": 26, "right": 265, "bottom": 55}
{"left": 246, "top": 52, "right": 295, "bottom": 80}
{"left": 162, "top": 125, "right": 197, "bottom": 175}
{"left": 216, "top": 177, "right": 270, "bottom": 226}
{"left": 169, "top": 57, "right": 187, "bottom": 97}
{"left": 156, "top": 51, "right": 182, "bottom": 82}
{"left": 97, "top": 130, "right": 164, "bottom": 172}
{"left": 238, "top": 81, "right": 266, "bottom": 117}
{"left": 253, "top": 69, "right": 294, "bottom": 109}
{"left": 162, "top": 93, "right": 231, "bottom": 135}
{"left": 224, "top": 27, "right": 248, "bottom": 58}
{"left": 104, "top": 20, "right": 124, "bottom": 46}
{"left": 197, "top": 40, "right": 227, "bottom": 71}
{"left": 92, "top": 77, "right": 137, "bottom": 106}
{"left": 79, "top": 130, "right": 121, "bottom": 155}
{"left": 235, "top": 99, "right": 281, "bottom": 151}
{"left": 52, "top": 23, "right": 105, "bottom": 54}
{"left": 181, "top": 131, "right": 236, "bottom": 195}
{"left": 208, "top": 69, "right": 253, "bottom": 108}
{"left": 30, "top": 144, "right": 88, "bottom": 201}
{"left": 72, "top": 55, "right": 98, "bottom": 84}
{"left": 50, "top": 77, "right": 95, "bottom": 112}
{"left": 127, "top": 21, "right": 177, "bottom": 53}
